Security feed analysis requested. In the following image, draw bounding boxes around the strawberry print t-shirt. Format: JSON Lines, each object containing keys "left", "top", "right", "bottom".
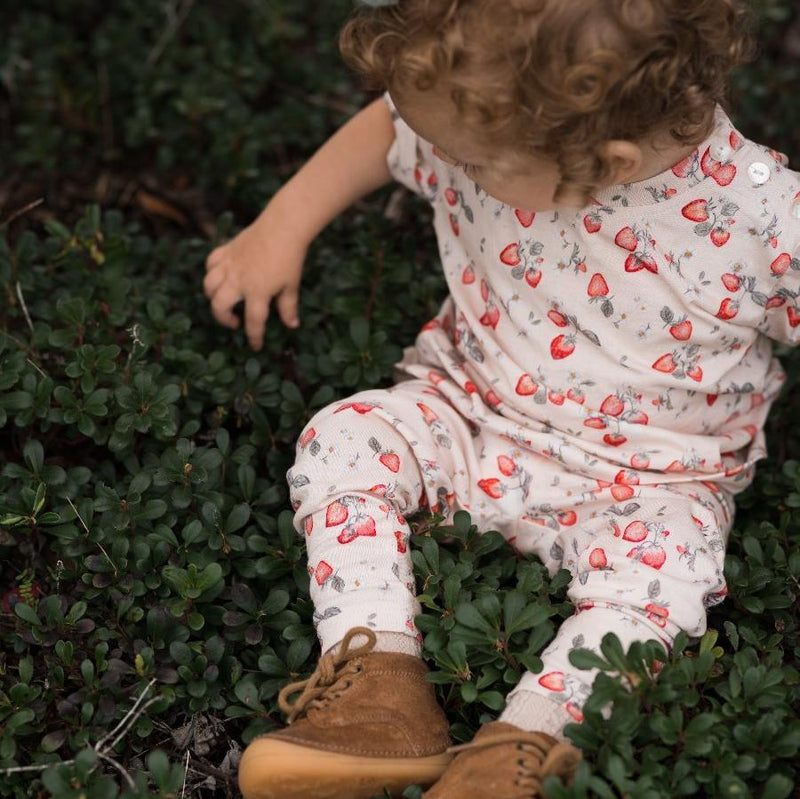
{"left": 383, "top": 90, "right": 800, "bottom": 490}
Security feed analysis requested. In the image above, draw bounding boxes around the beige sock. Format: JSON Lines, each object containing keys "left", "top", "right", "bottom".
{"left": 499, "top": 690, "right": 573, "bottom": 744}
{"left": 325, "top": 630, "right": 423, "bottom": 658}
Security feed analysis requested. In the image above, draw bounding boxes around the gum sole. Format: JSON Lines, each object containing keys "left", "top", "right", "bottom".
{"left": 238, "top": 738, "right": 453, "bottom": 799}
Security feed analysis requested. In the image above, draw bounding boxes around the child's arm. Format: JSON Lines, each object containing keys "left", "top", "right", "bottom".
{"left": 203, "top": 95, "right": 396, "bottom": 352}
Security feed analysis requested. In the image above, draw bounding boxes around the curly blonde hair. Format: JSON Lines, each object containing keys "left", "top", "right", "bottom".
{"left": 339, "top": 0, "right": 756, "bottom": 202}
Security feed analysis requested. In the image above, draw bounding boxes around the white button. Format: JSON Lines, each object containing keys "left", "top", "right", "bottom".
{"left": 711, "top": 144, "right": 732, "bottom": 161}
{"left": 792, "top": 197, "right": 800, "bottom": 220}
{"left": 748, "top": 162, "right": 771, "bottom": 185}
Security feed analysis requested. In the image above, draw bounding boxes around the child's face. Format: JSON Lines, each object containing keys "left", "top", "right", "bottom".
{"left": 391, "top": 86, "right": 584, "bottom": 212}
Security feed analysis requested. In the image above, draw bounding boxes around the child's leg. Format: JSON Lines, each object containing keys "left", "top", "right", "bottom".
{"left": 287, "top": 379, "right": 507, "bottom": 654}
{"left": 501, "top": 480, "right": 732, "bottom": 738}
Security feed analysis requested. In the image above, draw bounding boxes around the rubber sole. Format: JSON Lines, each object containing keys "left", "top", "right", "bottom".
{"left": 238, "top": 737, "right": 453, "bottom": 799}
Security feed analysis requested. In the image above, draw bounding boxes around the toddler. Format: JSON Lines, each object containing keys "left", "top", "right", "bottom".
{"left": 203, "top": 1, "right": 800, "bottom": 797}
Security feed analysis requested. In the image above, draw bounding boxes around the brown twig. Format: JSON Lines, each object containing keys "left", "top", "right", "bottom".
{"left": 0, "top": 197, "right": 44, "bottom": 230}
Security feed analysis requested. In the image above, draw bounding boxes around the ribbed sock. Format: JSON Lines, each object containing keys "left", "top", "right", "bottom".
{"left": 326, "top": 630, "right": 423, "bottom": 658}
{"left": 499, "top": 690, "right": 573, "bottom": 744}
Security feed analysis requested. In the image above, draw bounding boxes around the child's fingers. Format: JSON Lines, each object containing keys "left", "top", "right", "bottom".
{"left": 202, "top": 265, "right": 227, "bottom": 298}
{"left": 276, "top": 286, "right": 301, "bottom": 328}
{"left": 205, "top": 245, "right": 227, "bottom": 271}
{"left": 245, "top": 296, "right": 269, "bottom": 351}
{"left": 210, "top": 284, "right": 242, "bottom": 329}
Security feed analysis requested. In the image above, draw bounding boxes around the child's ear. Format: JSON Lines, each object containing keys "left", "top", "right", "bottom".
{"left": 600, "top": 140, "right": 643, "bottom": 184}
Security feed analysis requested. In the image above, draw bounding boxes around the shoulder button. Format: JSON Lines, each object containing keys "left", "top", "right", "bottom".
{"left": 747, "top": 162, "right": 771, "bottom": 185}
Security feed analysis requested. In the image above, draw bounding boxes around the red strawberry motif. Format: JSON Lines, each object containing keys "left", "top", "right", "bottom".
{"left": 603, "top": 433, "right": 627, "bottom": 447}
{"left": 337, "top": 516, "right": 377, "bottom": 544}
{"left": 515, "top": 209, "right": 535, "bottom": 227}
{"left": 716, "top": 298, "right": 739, "bottom": 320}
{"left": 314, "top": 561, "right": 333, "bottom": 585}
{"left": 478, "top": 478, "right": 504, "bottom": 499}
{"left": 615, "top": 469, "right": 639, "bottom": 486}
{"left": 630, "top": 453, "right": 650, "bottom": 469}
{"left": 427, "top": 172, "right": 438, "bottom": 188}
{"left": 547, "top": 390, "right": 565, "bottom": 405}
{"left": 614, "top": 227, "right": 638, "bottom": 252}
{"left": 538, "top": 672, "right": 565, "bottom": 692}
{"left": 464, "top": 380, "right": 478, "bottom": 394}
{"left": 299, "top": 427, "right": 316, "bottom": 448}
{"left": 587, "top": 273, "right": 609, "bottom": 297}
{"left": 625, "top": 253, "right": 658, "bottom": 273}
{"left": 485, "top": 390, "right": 502, "bottom": 408}
{"left": 584, "top": 416, "right": 607, "bottom": 430}
{"left": 480, "top": 278, "right": 490, "bottom": 302}
{"left": 550, "top": 334, "right": 575, "bottom": 359}
{"left": 681, "top": 199, "right": 709, "bottom": 223}
{"left": 627, "top": 410, "right": 649, "bottom": 425}
{"left": 497, "top": 455, "right": 517, "bottom": 476}
{"left": 515, "top": 374, "right": 538, "bottom": 395}
{"left": 770, "top": 253, "right": 792, "bottom": 276}
{"left": 449, "top": 213, "right": 459, "bottom": 236}
{"left": 525, "top": 268, "right": 542, "bottom": 288}
{"left": 567, "top": 388, "right": 585, "bottom": 405}
{"left": 629, "top": 546, "right": 667, "bottom": 570}
{"left": 713, "top": 163, "right": 737, "bottom": 186}
{"left": 589, "top": 548, "right": 608, "bottom": 568}
{"left": 611, "top": 484, "right": 635, "bottom": 501}
{"left": 379, "top": 453, "right": 401, "bottom": 473}
{"left": 787, "top": 307, "right": 800, "bottom": 328}
{"left": 600, "top": 395, "right": 624, "bottom": 417}
{"left": 547, "top": 309, "right": 569, "bottom": 327}
{"left": 645, "top": 603, "right": 670, "bottom": 627}
{"left": 325, "top": 500, "right": 348, "bottom": 527}
{"left": 304, "top": 515, "right": 314, "bottom": 536}
{"left": 666, "top": 460, "right": 686, "bottom": 472}
{"left": 584, "top": 215, "right": 602, "bottom": 233}
{"left": 710, "top": 228, "right": 730, "bottom": 247}
{"left": 765, "top": 295, "right": 786, "bottom": 309}
{"left": 480, "top": 306, "right": 501, "bottom": 329}
{"left": 500, "top": 243, "right": 521, "bottom": 266}
{"left": 669, "top": 320, "right": 693, "bottom": 341}
{"left": 622, "top": 521, "right": 648, "bottom": 542}
{"left": 462, "top": 265, "right": 476, "bottom": 284}
{"left": 686, "top": 365, "right": 703, "bottom": 382}
{"left": 416, "top": 402, "right": 438, "bottom": 424}
{"left": 444, "top": 187, "right": 458, "bottom": 206}
{"left": 395, "top": 531, "right": 408, "bottom": 554}
{"left": 652, "top": 353, "right": 677, "bottom": 373}
{"left": 557, "top": 510, "right": 577, "bottom": 526}
{"left": 707, "top": 394, "right": 718, "bottom": 406}
{"left": 721, "top": 273, "right": 741, "bottom": 291}
{"left": 672, "top": 153, "right": 695, "bottom": 178}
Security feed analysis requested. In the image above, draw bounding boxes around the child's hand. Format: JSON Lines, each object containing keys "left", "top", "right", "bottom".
{"left": 203, "top": 207, "right": 307, "bottom": 351}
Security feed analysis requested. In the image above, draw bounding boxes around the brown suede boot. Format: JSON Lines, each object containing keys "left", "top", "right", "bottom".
{"left": 238, "top": 627, "right": 453, "bottom": 799}
{"left": 423, "top": 721, "right": 583, "bottom": 799}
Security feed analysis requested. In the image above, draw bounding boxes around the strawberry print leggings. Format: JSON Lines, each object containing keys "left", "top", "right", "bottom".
{"left": 286, "top": 378, "right": 733, "bottom": 723}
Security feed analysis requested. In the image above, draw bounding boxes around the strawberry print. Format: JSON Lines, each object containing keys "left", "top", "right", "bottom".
{"left": 614, "top": 224, "right": 658, "bottom": 273}
{"left": 515, "top": 209, "right": 535, "bottom": 227}
{"left": 368, "top": 436, "right": 401, "bottom": 473}
{"left": 499, "top": 237, "right": 546, "bottom": 286}
{"left": 682, "top": 196, "right": 738, "bottom": 248}
{"left": 299, "top": 90, "right": 787, "bottom": 723}
{"left": 337, "top": 514, "right": 377, "bottom": 544}
{"left": 700, "top": 146, "right": 737, "bottom": 186}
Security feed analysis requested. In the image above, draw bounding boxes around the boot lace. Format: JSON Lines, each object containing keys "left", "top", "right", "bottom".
{"left": 447, "top": 729, "right": 582, "bottom": 795}
{"left": 278, "top": 626, "right": 377, "bottom": 724}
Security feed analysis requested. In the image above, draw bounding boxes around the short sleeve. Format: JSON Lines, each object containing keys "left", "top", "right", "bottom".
{"left": 757, "top": 196, "right": 800, "bottom": 345}
{"left": 382, "top": 90, "right": 439, "bottom": 202}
